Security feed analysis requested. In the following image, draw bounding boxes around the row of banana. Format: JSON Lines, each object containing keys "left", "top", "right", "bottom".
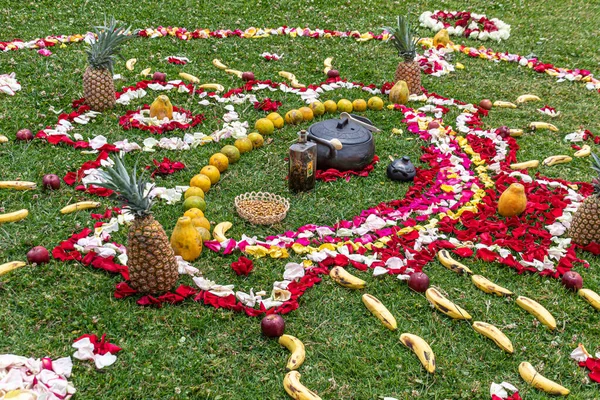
{"left": 278, "top": 334, "right": 322, "bottom": 399}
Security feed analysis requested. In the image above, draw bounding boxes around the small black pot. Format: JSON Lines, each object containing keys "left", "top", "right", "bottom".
{"left": 387, "top": 156, "right": 416, "bottom": 182}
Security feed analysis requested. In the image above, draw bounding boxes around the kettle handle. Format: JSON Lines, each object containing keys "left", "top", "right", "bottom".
{"left": 307, "top": 133, "right": 337, "bottom": 159}
{"left": 339, "top": 112, "right": 381, "bottom": 133}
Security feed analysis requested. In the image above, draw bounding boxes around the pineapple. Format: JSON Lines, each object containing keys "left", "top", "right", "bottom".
{"left": 92, "top": 157, "right": 179, "bottom": 294}
{"left": 83, "top": 17, "right": 132, "bottom": 111}
{"left": 383, "top": 16, "right": 422, "bottom": 95}
{"left": 569, "top": 153, "right": 600, "bottom": 246}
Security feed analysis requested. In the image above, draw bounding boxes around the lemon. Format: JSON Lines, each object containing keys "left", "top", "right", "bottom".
{"left": 323, "top": 100, "right": 337, "bottom": 113}
{"left": 309, "top": 101, "right": 325, "bottom": 116}
{"left": 221, "top": 145, "right": 241, "bottom": 164}
{"left": 209, "top": 153, "right": 229, "bottom": 172}
{"left": 298, "top": 107, "right": 314, "bottom": 122}
{"left": 247, "top": 132, "right": 264, "bottom": 148}
{"left": 337, "top": 99, "right": 353, "bottom": 113}
{"left": 367, "top": 96, "right": 384, "bottom": 110}
{"left": 184, "top": 187, "right": 205, "bottom": 199}
{"left": 285, "top": 109, "right": 303, "bottom": 125}
{"left": 255, "top": 118, "right": 275, "bottom": 135}
{"left": 190, "top": 174, "right": 211, "bottom": 193}
{"left": 266, "top": 112, "right": 284, "bottom": 129}
{"left": 234, "top": 137, "right": 254, "bottom": 153}
{"left": 183, "top": 196, "right": 206, "bottom": 212}
{"left": 352, "top": 99, "right": 367, "bottom": 112}
{"left": 200, "top": 166, "right": 220, "bottom": 184}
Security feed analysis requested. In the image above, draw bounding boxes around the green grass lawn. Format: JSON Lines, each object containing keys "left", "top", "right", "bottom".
{"left": 2, "top": 1, "right": 600, "bottom": 399}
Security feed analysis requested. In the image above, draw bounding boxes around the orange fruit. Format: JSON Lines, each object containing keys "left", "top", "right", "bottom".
{"left": 196, "top": 227, "right": 212, "bottom": 242}
{"left": 367, "top": 96, "right": 384, "bottom": 110}
{"left": 337, "top": 99, "right": 353, "bottom": 113}
{"left": 266, "top": 112, "right": 284, "bottom": 129}
{"left": 190, "top": 174, "right": 211, "bottom": 193}
{"left": 209, "top": 152, "right": 229, "bottom": 172}
{"left": 285, "top": 109, "right": 303, "bottom": 125}
{"left": 247, "top": 132, "right": 264, "bottom": 149}
{"left": 184, "top": 186, "right": 205, "bottom": 199}
{"left": 200, "top": 165, "right": 220, "bottom": 184}
{"left": 191, "top": 216, "right": 211, "bottom": 230}
{"left": 309, "top": 101, "right": 325, "bottom": 116}
{"left": 221, "top": 145, "right": 241, "bottom": 164}
{"left": 184, "top": 208, "right": 204, "bottom": 219}
{"left": 255, "top": 118, "right": 274, "bottom": 135}
{"left": 323, "top": 100, "right": 337, "bottom": 113}
{"left": 298, "top": 107, "right": 314, "bottom": 122}
{"left": 183, "top": 196, "right": 206, "bottom": 212}
{"left": 234, "top": 137, "right": 254, "bottom": 153}
{"left": 352, "top": 99, "right": 367, "bottom": 112}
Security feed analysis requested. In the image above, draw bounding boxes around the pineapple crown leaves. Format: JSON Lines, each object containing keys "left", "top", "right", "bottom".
{"left": 89, "top": 155, "right": 155, "bottom": 216}
{"left": 381, "top": 15, "right": 420, "bottom": 61}
{"left": 86, "top": 16, "right": 133, "bottom": 73}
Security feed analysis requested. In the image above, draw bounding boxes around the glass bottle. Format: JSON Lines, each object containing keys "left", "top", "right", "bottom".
{"left": 288, "top": 130, "right": 317, "bottom": 193}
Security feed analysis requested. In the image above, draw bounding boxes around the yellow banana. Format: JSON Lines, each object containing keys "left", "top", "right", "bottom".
{"left": 0, "top": 135, "right": 8, "bottom": 143}
{"left": 278, "top": 334, "right": 306, "bottom": 371}
{"left": 400, "top": 333, "right": 436, "bottom": 373}
{"left": 509, "top": 129, "right": 524, "bottom": 137}
{"left": 437, "top": 250, "right": 473, "bottom": 275}
{"left": 0, "top": 181, "right": 37, "bottom": 190}
{"left": 290, "top": 79, "right": 306, "bottom": 89}
{"left": 125, "top": 58, "right": 137, "bottom": 71}
{"left": 323, "top": 67, "right": 331, "bottom": 75}
{"left": 198, "top": 83, "right": 225, "bottom": 92}
{"left": 212, "top": 58, "right": 229, "bottom": 70}
{"left": 471, "top": 275, "right": 513, "bottom": 296}
{"left": 179, "top": 72, "right": 200, "bottom": 83}
{"left": 516, "top": 296, "right": 556, "bottom": 330}
{"left": 425, "top": 288, "right": 472, "bottom": 320}
{"left": 529, "top": 122, "right": 558, "bottom": 132}
{"left": 518, "top": 361, "right": 569, "bottom": 396}
{"left": 140, "top": 67, "right": 152, "bottom": 77}
{"left": 516, "top": 94, "right": 541, "bottom": 103}
{"left": 574, "top": 145, "right": 591, "bottom": 158}
{"left": 329, "top": 266, "right": 366, "bottom": 289}
{"left": 279, "top": 71, "right": 297, "bottom": 81}
{"left": 213, "top": 221, "right": 233, "bottom": 242}
{"left": 225, "top": 69, "right": 243, "bottom": 78}
{"left": 578, "top": 288, "right": 600, "bottom": 310}
{"left": 323, "top": 57, "right": 334, "bottom": 68}
{"left": 0, "top": 261, "right": 27, "bottom": 276}
{"left": 60, "top": 201, "right": 101, "bottom": 214}
{"left": 455, "top": 62, "right": 465, "bottom": 70}
{"left": 283, "top": 371, "right": 322, "bottom": 400}
{"left": 510, "top": 160, "right": 539, "bottom": 170}
{"left": 543, "top": 155, "right": 572, "bottom": 166}
{"left": 493, "top": 101, "right": 517, "bottom": 108}
{"left": 361, "top": 293, "right": 397, "bottom": 330}
{"left": 0, "top": 209, "right": 29, "bottom": 224}
{"left": 472, "top": 321, "right": 514, "bottom": 353}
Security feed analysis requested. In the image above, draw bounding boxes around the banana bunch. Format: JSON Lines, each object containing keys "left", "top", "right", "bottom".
{"left": 329, "top": 267, "right": 366, "bottom": 289}
{"left": 437, "top": 250, "right": 473, "bottom": 275}
{"left": 518, "top": 362, "right": 570, "bottom": 396}
{"left": 0, "top": 181, "right": 37, "bottom": 190}
{"left": 510, "top": 160, "right": 539, "bottom": 170}
{"left": 493, "top": 101, "right": 517, "bottom": 109}
{"left": 543, "top": 155, "right": 572, "bottom": 166}
{"left": 279, "top": 334, "right": 305, "bottom": 371}
{"left": 400, "top": 333, "right": 436, "bottom": 373}
{"left": 213, "top": 222, "right": 233, "bottom": 242}
{"left": 515, "top": 296, "right": 556, "bottom": 330}
{"left": 574, "top": 145, "right": 591, "bottom": 157}
{"left": 516, "top": 94, "right": 541, "bottom": 103}
{"left": 361, "top": 294, "right": 397, "bottom": 330}
{"left": 529, "top": 122, "right": 559, "bottom": 132}
{"left": 279, "top": 71, "right": 306, "bottom": 89}
{"left": 283, "top": 371, "right": 321, "bottom": 400}
{"left": 212, "top": 59, "right": 229, "bottom": 70}
{"left": 471, "top": 275, "right": 513, "bottom": 296}
{"left": 472, "top": 321, "right": 513, "bottom": 353}
{"left": 425, "top": 288, "right": 472, "bottom": 320}
{"left": 0, "top": 209, "right": 29, "bottom": 224}
{"left": 125, "top": 58, "right": 137, "bottom": 71}
{"left": 578, "top": 288, "right": 600, "bottom": 310}
{"left": 0, "top": 261, "right": 26, "bottom": 276}
{"left": 323, "top": 57, "right": 334, "bottom": 75}
{"left": 60, "top": 201, "right": 101, "bottom": 214}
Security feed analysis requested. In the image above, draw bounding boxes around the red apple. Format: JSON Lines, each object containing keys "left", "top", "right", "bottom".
{"left": 561, "top": 271, "right": 583, "bottom": 291}
{"left": 428, "top": 120, "right": 440, "bottom": 130}
{"left": 27, "top": 246, "right": 50, "bottom": 265}
{"left": 327, "top": 69, "right": 340, "bottom": 78}
{"left": 42, "top": 174, "right": 61, "bottom": 190}
{"left": 497, "top": 126, "right": 510, "bottom": 138}
{"left": 261, "top": 314, "right": 285, "bottom": 337}
{"left": 241, "top": 71, "right": 255, "bottom": 81}
{"left": 152, "top": 72, "right": 166, "bottom": 82}
{"left": 479, "top": 99, "right": 492, "bottom": 110}
{"left": 16, "top": 129, "right": 33, "bottom": 141}
{"left": 408, "top": 272, "right": 430, "bottom": 293}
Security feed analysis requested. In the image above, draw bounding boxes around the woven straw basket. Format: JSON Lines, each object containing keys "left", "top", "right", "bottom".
{"left": 234, "top": 192, "right": 290, "bottom": 225}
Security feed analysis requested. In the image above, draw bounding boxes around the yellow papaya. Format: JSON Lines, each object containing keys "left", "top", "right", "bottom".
{"left": 433, "top": 29, "right": 451, "bottom": 47}
{"left": 149, "top": 95, "right": 173, "bottom": 120}
{"left": 389, "top": 80, "right": 410, "bottom": 105}
{"left": 170, "top": 216, "right": 202, "bottom": 261}
{"left": 497, "top": 183, "right": 527, "bottom": 217}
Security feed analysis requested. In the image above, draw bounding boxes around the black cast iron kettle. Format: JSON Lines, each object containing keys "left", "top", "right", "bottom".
{"left": 306, "top": 112, "right": 380, "bottom": 171}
